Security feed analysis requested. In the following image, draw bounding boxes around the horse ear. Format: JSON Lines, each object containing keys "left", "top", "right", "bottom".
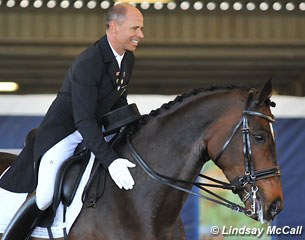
{"left": 257, "top": 79, "right": 272, "bottom": 106}
{"left": 245, "top": 88, "right": 256, "bottom": 109}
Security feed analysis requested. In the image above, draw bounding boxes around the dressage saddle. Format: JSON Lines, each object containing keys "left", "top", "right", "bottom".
{"left": 38, "top": 104, "right": 142, "bottom": 228}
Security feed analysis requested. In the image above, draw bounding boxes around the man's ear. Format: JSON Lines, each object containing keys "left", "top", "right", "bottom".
{"left": 108, "top": 21, "right": 117, "bottom": 33}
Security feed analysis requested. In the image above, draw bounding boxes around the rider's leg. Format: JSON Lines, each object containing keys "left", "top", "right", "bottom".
{"left": 36, "top": 130, "right": 83, "bottom": 210}
{"left": 1, "top": 130, "right": 83, "bottom": 240}
{"left": 1, "top": 193, "right": 42, "bottom": 240}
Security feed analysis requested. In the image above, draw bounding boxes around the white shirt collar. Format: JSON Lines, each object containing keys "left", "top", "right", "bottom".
{"left": 108, "top": 40, "right": 125, "bottom": 69}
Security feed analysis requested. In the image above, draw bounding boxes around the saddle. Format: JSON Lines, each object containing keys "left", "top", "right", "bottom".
{"left": 37, "top": 104, "right": 141, "bottom": 231}
{"left": 38, "top": 143, "right": 105, "bottom": 229}
{"left": 53, "top": 144, "right": 91, "bottom": 208}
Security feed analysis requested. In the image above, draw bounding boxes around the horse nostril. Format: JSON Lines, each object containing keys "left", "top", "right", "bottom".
{"left": 269, "top": 199, "right": 283, "bottom": 219}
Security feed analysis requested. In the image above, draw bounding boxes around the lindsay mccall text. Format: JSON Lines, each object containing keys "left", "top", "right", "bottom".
{"left": 210, "top": 225, "right": 303, "bottom": 238}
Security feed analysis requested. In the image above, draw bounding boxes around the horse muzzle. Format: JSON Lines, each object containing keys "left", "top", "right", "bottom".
{"left": 243, "top": 189, "right": 283, "bottom": 224}
{"left": 266, "top": 198, "right": 283, "bottom": 221}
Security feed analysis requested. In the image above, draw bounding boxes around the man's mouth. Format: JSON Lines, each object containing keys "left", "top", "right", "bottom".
{"left": 131, "top": 39, "right": 139, "bottom": 45}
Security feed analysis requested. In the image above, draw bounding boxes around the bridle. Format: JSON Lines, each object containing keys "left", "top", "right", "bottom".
{"left": 213, "top": 109, "right": 280, "bottom": 216}
{"left": 125, "top": 96, "right": 281, "bottom": 217}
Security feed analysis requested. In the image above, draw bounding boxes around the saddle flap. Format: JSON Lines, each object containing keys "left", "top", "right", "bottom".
{"left": 54, "top": 149, "right": 91, "bottom": 208}
{"left": 38, "top": 149, "right": 91, "bottom": 228}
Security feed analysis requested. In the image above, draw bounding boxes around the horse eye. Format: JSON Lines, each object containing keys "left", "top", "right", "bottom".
{"left": 253, "top": 134, "right": 265, "bottom": 143}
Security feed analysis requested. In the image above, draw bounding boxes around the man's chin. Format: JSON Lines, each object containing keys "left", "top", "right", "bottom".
{"left": 126, "top": 44, "right": 139, "bottom": 52}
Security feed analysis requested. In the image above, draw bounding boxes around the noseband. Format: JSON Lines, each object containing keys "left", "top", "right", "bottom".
{"left": 213, "top": 109, "right": 280, "bottom": 216}
{"left": 126, "top": 97, "right": 281, "bottom": 217}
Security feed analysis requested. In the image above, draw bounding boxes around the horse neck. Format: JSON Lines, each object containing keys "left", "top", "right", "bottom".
{"left": 131, "top": 90, "right": 241, "bottom": 172}
{"left": 124, "top": 90, "right": 243, "bottom": 224}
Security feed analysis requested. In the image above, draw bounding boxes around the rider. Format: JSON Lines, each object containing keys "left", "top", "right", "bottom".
{"left": 0, "top": 3, "right": 144, "bottom": 239}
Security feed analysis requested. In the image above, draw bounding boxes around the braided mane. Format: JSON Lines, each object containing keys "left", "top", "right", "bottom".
{"left": 137, "top": 85, "right": 248, "bottom": 127}
{"left": 121, "top": 83, "right": 275, "bottom": 138}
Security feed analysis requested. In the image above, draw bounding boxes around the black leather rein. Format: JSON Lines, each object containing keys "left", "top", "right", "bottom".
{"left": 126, "top": 108, "right": 281, "bottom": 216}
{"left": 126, "top": 135, "right": 248, "bottom": 214}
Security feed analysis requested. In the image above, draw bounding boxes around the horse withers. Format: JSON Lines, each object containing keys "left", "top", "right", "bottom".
{"left": 0, "top": 80, "right": 283, "bottom": 240}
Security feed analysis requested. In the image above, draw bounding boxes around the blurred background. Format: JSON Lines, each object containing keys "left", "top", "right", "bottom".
{"left": 0, "top": 0, "right": 305, "bottom": 239}
{"left": 0, "top": 0, "right": 305, "bottom": 95}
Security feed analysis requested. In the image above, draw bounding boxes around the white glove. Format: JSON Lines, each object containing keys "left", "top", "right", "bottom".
{"left": 108, "top": 158, "right": 136, "bottom": 190}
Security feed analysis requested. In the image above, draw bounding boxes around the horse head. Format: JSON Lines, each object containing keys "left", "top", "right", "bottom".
{"left": 205, "top": 80, "right": 283, "bottom": 223}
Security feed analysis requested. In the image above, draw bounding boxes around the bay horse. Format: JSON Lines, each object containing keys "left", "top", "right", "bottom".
{"left": 0, "top": 80, "right": 283, "bottom": 240}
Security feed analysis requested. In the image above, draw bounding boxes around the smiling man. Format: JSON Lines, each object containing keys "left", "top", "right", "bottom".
{"left": 106, "top": 3, "right": 144, "bottom": 55}
{"left": 0, "top": 3, "right": 144, "bottom": 239}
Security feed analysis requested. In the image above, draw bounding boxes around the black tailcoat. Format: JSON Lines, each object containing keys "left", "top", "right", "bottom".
{"left": 0, "top": 35, "right": 134, "bottom": 192}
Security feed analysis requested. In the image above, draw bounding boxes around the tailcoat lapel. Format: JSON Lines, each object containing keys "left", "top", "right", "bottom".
{"left": 98, "top": 36, "right": 120, "bottom": 88}
{"left": 98, "top": 35, "right": 132, "bottom": 92}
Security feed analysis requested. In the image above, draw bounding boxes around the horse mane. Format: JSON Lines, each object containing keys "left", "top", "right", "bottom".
{"left": 135, "top": 84, "right": 249, "bottom": 129}
{"left": 125, "top": 83, "right": 275, "bottom": 137}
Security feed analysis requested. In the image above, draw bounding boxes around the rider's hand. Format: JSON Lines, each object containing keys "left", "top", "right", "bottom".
{"left": 108, "top": 158, "right": 136, "bottom": 190}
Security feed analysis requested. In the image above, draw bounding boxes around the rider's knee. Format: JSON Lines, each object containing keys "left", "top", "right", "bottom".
{"left": 36, "top": 190, "right": 53, "bottom": 210}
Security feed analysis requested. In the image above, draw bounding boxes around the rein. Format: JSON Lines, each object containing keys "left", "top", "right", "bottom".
{"left": 126, "top": 135, "right": 248, "bottom": 214}
{"left": 126, "top": 100, "right": 281, "bottom": 217}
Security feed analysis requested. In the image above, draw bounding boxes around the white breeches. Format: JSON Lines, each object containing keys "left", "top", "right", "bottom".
{"left": 36, "top": 131, "right": 83, "bottom": 210}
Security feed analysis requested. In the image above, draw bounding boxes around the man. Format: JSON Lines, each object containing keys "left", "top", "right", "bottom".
{"left": 0, "top": 3, "right": 144, "bottom": 239}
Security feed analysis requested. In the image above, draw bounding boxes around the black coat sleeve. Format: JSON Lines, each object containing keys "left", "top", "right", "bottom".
{"left": 71, "top": 54, "right": 119, "bottom": 168}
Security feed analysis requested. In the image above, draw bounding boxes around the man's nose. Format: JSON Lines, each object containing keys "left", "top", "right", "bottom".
{"left": 137, "top": 29, "right": 144, "bottom": 38}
